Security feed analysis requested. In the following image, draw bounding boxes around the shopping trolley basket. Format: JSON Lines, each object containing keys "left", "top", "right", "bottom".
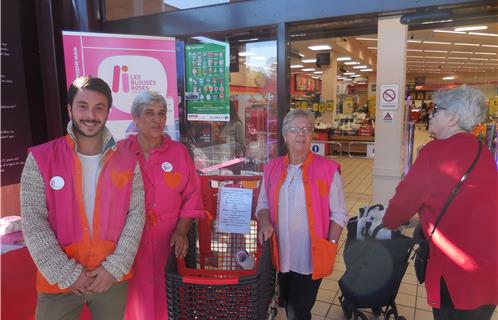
{"left": 166, "top": 175, "right": 276, "bottom": 320}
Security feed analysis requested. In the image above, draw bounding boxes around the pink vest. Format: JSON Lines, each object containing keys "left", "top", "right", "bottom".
{"left": 29, "top": 135, "right": 138, "bottom": 292}
{"left": 264, "top": 152, "right": 340, "bottom": 279}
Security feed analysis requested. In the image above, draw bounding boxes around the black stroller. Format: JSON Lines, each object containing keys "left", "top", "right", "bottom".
{"left": 338, "top": 208, "right": 414, "bottom": 320}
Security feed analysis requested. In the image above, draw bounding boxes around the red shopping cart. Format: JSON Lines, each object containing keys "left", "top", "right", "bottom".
{"left": 166, "top": 175, "right": 277, "bottom": 320}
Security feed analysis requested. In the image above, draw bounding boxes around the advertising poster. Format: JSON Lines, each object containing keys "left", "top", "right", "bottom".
{"left": 185, "top": 42, "right": 230, "bottom": 121}
{"left": 62, "top": 31, "right": 179, "bottom": 140}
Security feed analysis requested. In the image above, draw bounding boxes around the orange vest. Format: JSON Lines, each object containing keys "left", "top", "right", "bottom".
{"left": 263, "top": 152, "right": 340, "bottom": 279}
{"left": 29, "top": 135, "right": 138, "bottom": 293}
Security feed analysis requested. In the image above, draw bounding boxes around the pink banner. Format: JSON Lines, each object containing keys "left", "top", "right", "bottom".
{"left": 62, "top": 32, "right": 179, "bottom": 141}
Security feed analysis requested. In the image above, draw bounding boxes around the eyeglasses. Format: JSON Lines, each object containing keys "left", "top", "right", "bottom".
{"left": 431, "top": 105, "right": 446, "bottom": 116}
{"left": 287, "top": 127, "right": 314, "bottom": 135}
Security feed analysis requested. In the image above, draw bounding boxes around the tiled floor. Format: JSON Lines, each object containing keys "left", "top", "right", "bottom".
{"left": 275, "top": 127, "right": 498, "bottom": 320}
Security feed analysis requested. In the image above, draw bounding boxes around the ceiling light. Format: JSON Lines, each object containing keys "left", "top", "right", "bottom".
{"left": 433, "top": 29, "right": 466, "bottom": 34}
{"left": 421, "top": 19, "right": 453, "bottom": 25}
{"left": 454, "top": 42, "right": 480, "bottom": 47}
{"left": 238, "top": 51, "right": 255, "bottom": 56}
{"left": 312, "top": 76, "right": 320, "bottom": 79}
{"left": 446, "top": 62, "right": 463, "bottom": 64}
{"left": 451, "top": 51, "right": 470, "bottom": 54}
{"left": 298, "top": 53, "right": 305, "bottom": 57}
{"left": 469, "top": 58, "right": 488, "bottom": 61}
{"left": 468, "top": 32, "right": 498, "bottom": 37}
{"left": 344, "top": 61, "right": 360, "bottom": 65}
{"left": 475, "top": 52, "right": 496, "bottom": 55}
{"left": 308, "top": 45, "right": 332, "bottom": 51}
{"left": 400, "top": 10, "right": 452, "bottom": 25}
{"left": 343, "top": 78, "right": 352, "bottom": 81}
{"left": 407, "top": 40, "right": 422, "bottom": 43}
{"left": 313, "top": 71, "right": 323, "bottom": 74}
{"left": 301, "top": 59, "right": 316, "bottom": 63}
{"left": 290, "top": 33, "right": 307, "bottom": 38}
{"left": 442, "top": 76, "right": 455, "bottom": 80}
{"left": 482, "top": 44, "right": 498, "bottom": 48}
{"left": 336, "top": 56, "right": 351, "bottom": 61}
{"left": 447, "top": 57, "right": 467, "bottom": 60}
{"left": 360, "top": 69, "right": 373, "bottom": 72}
{"left": 454, "top": 25, "right": 487, "bottom": 32}
{"left": 302, "top": 68, "right": 315, "bottom": 72}
{"left": 238, "top": 38, "right": 259, "bottom": 42}
{"left": 407, "top": 55, "right": 422, "bottom": 58}
{"left": 367, "top": 47, "right": 377, "bottom": 50}
{"left": 407, "top": 49, "right": 423, "bottom": 52}
{"left": 290, "top": 64, "right": 304, "bottom": 69}
{"left": 353, "top": 65, "right": 367, "bottom": 69}
{"left": 466, "top": 62, "right": 484, "bottom": 65}
{"left": 424, "top": 56, "right": 446, "bottom": 59}
{"left": 423, "top": 41, "right": 451, "bottom": 45}
{"left": 343, "top": 72, "right": 354, "bottom": 75}
{"left": 355, "top": 37, "right": 377, "bottom": 41}
{"left": 426, "top": 61, "right": 445, "bottom": 64}
{"left": 424, "top": 50, "right": 447, "bottom": 53}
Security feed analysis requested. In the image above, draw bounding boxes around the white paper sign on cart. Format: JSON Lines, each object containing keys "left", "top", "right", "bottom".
{"left": 217, "top": 187, "right": 253, "bottom": 234}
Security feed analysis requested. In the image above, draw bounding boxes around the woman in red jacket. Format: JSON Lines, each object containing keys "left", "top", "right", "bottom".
{"left": 383, "top": 85, "right": 497, "bottom": 320}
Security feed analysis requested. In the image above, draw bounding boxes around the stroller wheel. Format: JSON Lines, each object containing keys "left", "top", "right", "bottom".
{"left": 339, "top": 295, "right": 352, "bottom": 319}
{"left": 371, "top": 307, "right": 382, "bottom": 317}
{"left": 384, "top": 308, "right": 406, "bottom": 320}
{"left": 353, "top": 310, "right": 369, "bottom": 320}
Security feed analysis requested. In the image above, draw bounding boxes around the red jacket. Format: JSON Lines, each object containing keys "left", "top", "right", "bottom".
{"left": 383, "top": 133, "right": 498, "bottom": 310}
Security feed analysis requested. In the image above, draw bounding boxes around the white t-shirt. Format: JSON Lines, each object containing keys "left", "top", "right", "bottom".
{"left": 77, "top": 153, "right": 101, "bottom": 236}
{"left": 256, "top": 165, "right": 347, "bottom": 274}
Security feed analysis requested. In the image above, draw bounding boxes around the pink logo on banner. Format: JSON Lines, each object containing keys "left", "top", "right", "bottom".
{"left": 112, "top": 65, "right": 130, "bottom": 93}
{"left": 98, "top": 55, "right": 167, "bottom": 114}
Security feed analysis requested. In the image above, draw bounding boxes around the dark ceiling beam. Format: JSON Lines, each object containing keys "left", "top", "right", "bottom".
{"left": 102, "top": 0, "right": 493, "bottom": 36}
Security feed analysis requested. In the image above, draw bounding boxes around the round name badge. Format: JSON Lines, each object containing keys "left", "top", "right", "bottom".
{"left": 49, "top": 176, "right": 65, "bottom": 190}
{"left": 161, "top": 162, "right": 173, "bottom": 173}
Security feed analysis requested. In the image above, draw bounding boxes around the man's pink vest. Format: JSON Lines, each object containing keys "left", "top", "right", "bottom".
{"left": 264, "top": 152, "right": 340, "bottom": 279}
{"left": 29, "top": 135, "right": 138, "bottom": 293}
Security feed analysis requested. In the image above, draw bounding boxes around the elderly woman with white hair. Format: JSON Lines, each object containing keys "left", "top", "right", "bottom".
{"left": 119, "top": 92, "right": 204, "bottom": 320}
{"left": 256, "top": 109, "right": 347, "bottom": 320}
{"left": 383, "top": 85, "right": 497, "bottom": 320}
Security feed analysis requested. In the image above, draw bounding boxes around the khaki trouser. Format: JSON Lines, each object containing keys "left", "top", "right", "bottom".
{"left": 36, "top": 281, "right": 128, "bottom": 320}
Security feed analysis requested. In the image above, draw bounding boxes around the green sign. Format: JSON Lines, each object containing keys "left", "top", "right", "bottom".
{"left": 186, "top": 42, "right": 230, "bottom": 121}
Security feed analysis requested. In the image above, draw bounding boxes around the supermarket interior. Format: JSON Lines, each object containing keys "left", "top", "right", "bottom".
{"left": 1, "top": 0, "right": 497, "bottom": 319}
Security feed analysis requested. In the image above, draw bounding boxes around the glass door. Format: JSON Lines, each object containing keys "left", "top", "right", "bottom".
{"left": 180, "top": 30, "right": 278, "bottom": 175}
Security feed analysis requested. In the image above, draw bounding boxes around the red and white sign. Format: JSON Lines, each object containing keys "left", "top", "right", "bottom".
{"left": 62, "top": 31, "right": 179, "bottom": 141}
{"left": 379, "top": 84, "right": 399, "bottom": 111}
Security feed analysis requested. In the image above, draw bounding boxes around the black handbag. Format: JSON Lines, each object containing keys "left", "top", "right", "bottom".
{"left": 414, "top": 140, "right": 482, "bottom": 284}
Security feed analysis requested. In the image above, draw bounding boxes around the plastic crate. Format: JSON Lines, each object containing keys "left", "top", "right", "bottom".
{"left": 166, "top": 175, "right": 276, "bottom": 320}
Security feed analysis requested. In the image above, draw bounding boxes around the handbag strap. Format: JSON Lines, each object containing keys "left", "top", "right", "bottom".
{"left": 429, "top": 140, "right": 483, "bottom": 238}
